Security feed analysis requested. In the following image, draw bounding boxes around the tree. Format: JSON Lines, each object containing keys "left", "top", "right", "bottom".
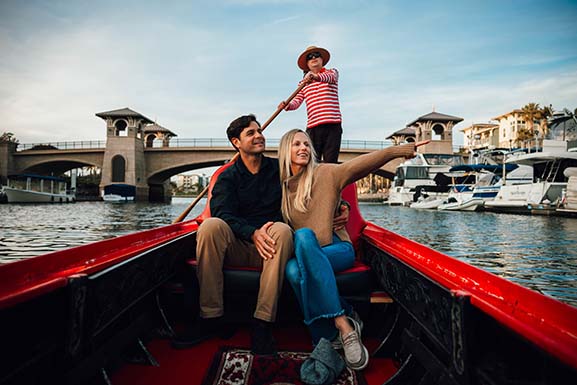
{"left": 520, "top": 103, "right": 544, "bottom": 148}
{"left": 540, "top": 104, "right": 554, "bottom": 138}
{"left": 0, "top": 132, "right": 18, "bottom": 143}
{"left": 521, "top": 103, "right": 541, "bottom": 133}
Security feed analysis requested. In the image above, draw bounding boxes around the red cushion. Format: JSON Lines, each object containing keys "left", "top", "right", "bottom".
{"left": 341, "top": 183, "right": 367, "bottom": 253}
{"left": 194, "top": 159, "right": 237, "bottom": 223}
{"left": 187, "top": 258, "right": 370, "bottom": 274}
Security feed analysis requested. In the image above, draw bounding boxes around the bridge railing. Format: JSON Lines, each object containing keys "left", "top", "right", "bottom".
{"left": 16, "top": 139, "right": 465, "bottom": 154}
{"left": 17, "top": 140, "right": 106, "bottom": 151}
{"left": 17, "top": 138, "right": 393, "bottom": 151}
{"left": 166, "top": 138, "right": 392, "bottom": 150}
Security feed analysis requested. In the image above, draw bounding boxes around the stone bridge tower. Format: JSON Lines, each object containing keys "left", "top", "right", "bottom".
{"left": 407, "top": 111, "right": 463, "bottom": 154}
{"left": 0, "top": 139, "right": 18, "bottom": 185}
{"left": 96, "top": 108, "right": 153, "bottom": 201}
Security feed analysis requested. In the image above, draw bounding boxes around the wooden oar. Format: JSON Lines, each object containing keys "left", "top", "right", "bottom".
{"left": 173, "top": 82, "right": 307, "bottom": 223}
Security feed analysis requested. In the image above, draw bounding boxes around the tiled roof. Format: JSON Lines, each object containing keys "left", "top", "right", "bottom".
{"left": 144, "top": 123, "right": 177, "bottom": 136}
{"left": 95, "top": 107, "right": 154, "bottom": 124}
{"left": 386, "top": 126, "right": 416, "bottom": 139}
{"left": 407, "top": 111, "right": 463, "bottom": 126}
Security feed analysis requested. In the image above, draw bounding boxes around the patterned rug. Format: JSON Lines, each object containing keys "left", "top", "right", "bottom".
{"left": 202, "top": 346, "right": 366, "bottom": 385}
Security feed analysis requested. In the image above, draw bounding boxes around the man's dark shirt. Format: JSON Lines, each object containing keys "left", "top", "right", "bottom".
{"left": 210, "top": 155, "right": 283, "bottom": 242}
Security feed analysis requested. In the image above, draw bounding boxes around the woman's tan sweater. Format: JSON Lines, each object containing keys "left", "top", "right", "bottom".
{"left": 284, "top": 144, "right": 415, "bottom": 246}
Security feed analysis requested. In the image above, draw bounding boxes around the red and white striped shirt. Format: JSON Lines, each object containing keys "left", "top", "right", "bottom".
{"left": 286, "top": 68, "right": 341, "bottom": 129}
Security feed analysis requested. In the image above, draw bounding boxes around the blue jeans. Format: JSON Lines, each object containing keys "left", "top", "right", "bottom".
{"left": 285, "top": 228, "right": 355, "bottom": 344}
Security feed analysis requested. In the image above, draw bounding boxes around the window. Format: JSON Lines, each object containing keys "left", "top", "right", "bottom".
{"left": 115, "top": 120, "right": 128, "bottom": 137}
{"left": 111, "top": 155, "right": 126, "bottom": 182}
{"left": 432, "top": 124, "right": 444, "bottom": 140}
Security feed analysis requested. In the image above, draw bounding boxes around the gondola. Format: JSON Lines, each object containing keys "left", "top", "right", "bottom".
{"left": 1, "top": 162, "right": 576, "bottom": 385}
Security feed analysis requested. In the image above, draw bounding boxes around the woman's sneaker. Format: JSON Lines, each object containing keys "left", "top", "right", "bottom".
{"left": 331, "top": 311, "right": 364, "bottom": 350}
{"left": 341, "top": 316, "right": 369, "bottom": 370}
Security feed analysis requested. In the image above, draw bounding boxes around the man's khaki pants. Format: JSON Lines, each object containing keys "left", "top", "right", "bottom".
{"left": 196, "top": 217, "right": 293, "bottom": 322}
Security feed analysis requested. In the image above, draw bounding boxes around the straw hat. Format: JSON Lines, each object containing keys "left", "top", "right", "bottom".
{"left": 297, "top": 46, "right": 330, "bottom": 71}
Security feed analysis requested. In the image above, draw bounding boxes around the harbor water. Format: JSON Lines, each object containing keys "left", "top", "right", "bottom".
{"left": 1, "top": 198, "right": 576, "bottom": 308}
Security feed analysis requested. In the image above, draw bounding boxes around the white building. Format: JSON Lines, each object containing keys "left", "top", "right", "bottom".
{"left": 460, "top": 123, "right": 499, "bottom": 150}
{"left": 491, "top": 109, "right": 527, "bottom": 148}
{"left": 175, "top": 174, "right": 208, "bottom": 191}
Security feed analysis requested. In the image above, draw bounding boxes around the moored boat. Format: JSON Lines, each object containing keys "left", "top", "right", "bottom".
{"left": 437, "top": 164, "right": 516, "bottom": 211}
{"left": 102, "top": 184, "right": 136, "bottom": 202}
{"left": 386, "top": 153, "right": 462, "bottom": 206}
{"left": 485, "top": 147, "right": 577, "bottom": 215}
{"left": 556, "top": 168, "right": 577, "bottom": 216}
{"left": 409, "top": 194, "right": 446, "bottom": 209}
{"left": 1, "top": 166, "right": 576, "bottom": 385}
{"left": 1, "top": 174, "right": 75, "bottom": 203}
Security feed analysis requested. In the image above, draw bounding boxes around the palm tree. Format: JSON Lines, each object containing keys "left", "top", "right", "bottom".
{"left": 540, "top": 105, "right": 554, "bottom": 138}
{"left": 521, "top": 103, "right": 541, "bottom": 131}
{"left": 520, "top": 103, "right": 541, "bottom": 148}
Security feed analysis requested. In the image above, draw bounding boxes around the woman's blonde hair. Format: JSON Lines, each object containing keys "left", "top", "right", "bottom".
{"left": 278, "top": 129, "right": 318, "bottom": 223}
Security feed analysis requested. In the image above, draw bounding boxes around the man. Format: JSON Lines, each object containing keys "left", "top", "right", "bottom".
{"left": 278, "top": 46, "right": 343, "bottom": 163}
{"left": 172, "top": 114, "right": 349, "bottom": 355}
{"left": 172, "top": 114, "right": 292, "bottom": 355}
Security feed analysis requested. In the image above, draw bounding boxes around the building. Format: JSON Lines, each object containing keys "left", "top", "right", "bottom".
{"left": 460, "top": 123, "right": 499, "bottom": 150}
{"left": 144, "top": 123, "right": 177, "bottom": 148}
{"left": 175, "top": 173, "right": 208, "bottom": 193}
{"left": 491, "top": 109, "right": 550, "bottom": 149}
{"left": 406, "top": 111, "right": 463, "bottom": 154}
{"left": 385, "top": 127, "right": 416, "bottom": 145}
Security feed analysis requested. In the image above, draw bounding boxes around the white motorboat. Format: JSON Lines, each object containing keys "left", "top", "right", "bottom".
{"left": 437, "top": 197, "right": 485, "bottom": 211}
{"left": 387, "top": 153, "right": 463, "bottom": 206}
{"left": 410, "top": 194, "right": 446, "bottom": 209}
{"left": 485, "top": 143, "right": 577, "bottom": 215}
{"left": 1, "top": 174, "right": 75, "bottom": 203}
{"left": 437, "top": 164, "right": 516, "bottom": 212}
{"left": 556, "top": 168, "right": 577, "bottom": 216}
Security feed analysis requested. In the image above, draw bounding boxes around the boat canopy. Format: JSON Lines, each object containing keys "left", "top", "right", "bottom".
{"left": 449, "top": 164, "right": 519, "bottom": 175}
{"left": 7, "top": 174, "right": 67, "bottom": 182}
{"left": 507, "top": 151, "right": 577, "bottom": 166}
{"left": 104, "top": 184, "right": 136, "bottom": 197}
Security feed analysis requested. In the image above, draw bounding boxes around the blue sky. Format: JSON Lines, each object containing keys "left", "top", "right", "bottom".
{"left": 1, "top": 0, "right": 576, "bottom": 145}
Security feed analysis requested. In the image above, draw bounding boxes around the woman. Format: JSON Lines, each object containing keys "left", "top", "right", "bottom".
{"left": 279, "top": 129, "right": 421, "bottom": 371}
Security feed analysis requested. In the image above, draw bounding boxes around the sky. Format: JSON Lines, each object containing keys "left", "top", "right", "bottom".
{"left": 1, "top": 0, "right": 577, "bottom": 146}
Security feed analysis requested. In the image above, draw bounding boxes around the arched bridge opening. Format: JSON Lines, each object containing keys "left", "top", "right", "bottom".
{"left": 146, "top": 159, "right": 231, "bottom": 202}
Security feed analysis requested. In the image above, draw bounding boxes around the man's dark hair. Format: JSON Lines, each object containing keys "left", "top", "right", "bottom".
{"left": 226, "top": 114, "right": 260, "bottom": 150}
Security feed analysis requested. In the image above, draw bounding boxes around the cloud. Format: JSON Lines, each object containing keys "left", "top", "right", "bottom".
{"left": 1, "top": 0, "right": 576, "bottom": 149}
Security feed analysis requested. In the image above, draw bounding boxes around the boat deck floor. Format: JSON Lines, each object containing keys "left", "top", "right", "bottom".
{"left": 111, "top": 323, "right": 398, "bottom": 385}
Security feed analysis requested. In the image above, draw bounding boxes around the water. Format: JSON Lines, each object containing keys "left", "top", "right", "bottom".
{"left": 1, "top": 198, "right": 576, "bottom": 308}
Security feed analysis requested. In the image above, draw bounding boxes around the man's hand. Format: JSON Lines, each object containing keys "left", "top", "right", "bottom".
{"left": 252, "top": 222, "right": 276, "bottom": 260}
{"left": 333, "top": 202, "right": 350, "bottom": 231}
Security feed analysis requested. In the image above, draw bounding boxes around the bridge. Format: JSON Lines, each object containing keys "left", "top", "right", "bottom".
{"left": 1, "top": 107, "right": 465, "bottom": 202}
{"left": 11, "top": 138, "right": 391, "bottom": 175}
{"left": 1, "top": 136, "right": 394, "bottom": 202}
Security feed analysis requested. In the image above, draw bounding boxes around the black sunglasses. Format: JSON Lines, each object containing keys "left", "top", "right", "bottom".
{"left": 306, "top": 52, "right": 322, "bottom": 61}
